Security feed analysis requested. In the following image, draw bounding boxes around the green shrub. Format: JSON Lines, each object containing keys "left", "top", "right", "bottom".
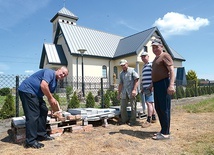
{"left": 67, "top": 91, "right": 80, "bottom": 109}
{"left": 0, "top": 94, "right": 15, "bottom": 119}
{"left": 111, "top": 91, "right": 120, "bottom": 106}
{"left": 53, "top": 93, "right": 60, "bottom": 104}
{"left": 66, "top": 86, "right": 73, "bottom": 103}
{"left": 102, "top": 93, "right": 111, "bottom": 108}
{"left": 86, "top": 92, "right": 95, "bottom": 108}
{"left": 0, "top": 88, "right": 11, "bottom": 96}
{"left": 136, "top": 93, "right": 141, "bottom": 102}
{"left": 176, "top": 86, "right": 183, "bottom": 99}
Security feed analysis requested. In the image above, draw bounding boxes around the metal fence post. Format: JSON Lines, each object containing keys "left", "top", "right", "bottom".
{"left": 15, "top": 76, "right": 19, "bottom": 117}
{"left": 194, "top": 80, "right": 197, "bottom": 97}
{"left": 209, "top": 81, "right": 211, "bottom": 95}
{"left": 101, "top": 78, "right": 104, "bottom": 108}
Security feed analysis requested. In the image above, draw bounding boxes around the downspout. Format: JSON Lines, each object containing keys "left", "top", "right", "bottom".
{"left": 136, "top": 61, "right": 140, "bottom": 92}
{"left": 76, "top": 55, "right": 79, "bottom": 89}
{"left": 109, "top": 59, "right": 111, "bottom": 87}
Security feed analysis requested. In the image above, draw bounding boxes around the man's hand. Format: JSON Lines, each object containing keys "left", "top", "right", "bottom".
{"left": 167, "top": 85, "right": 176, "bottom": 95}
{"left": 48, "top": 98, "right": 61, "bottom": 112}
{"left": 131, "top": 89, "right": 137, "bottom": 97}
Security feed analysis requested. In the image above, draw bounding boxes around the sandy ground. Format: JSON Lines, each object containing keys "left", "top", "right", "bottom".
{"left": 0, "top": 95, "right": 214, "bottom": 155}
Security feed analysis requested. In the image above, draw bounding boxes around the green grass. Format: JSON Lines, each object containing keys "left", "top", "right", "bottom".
{"left": 182, "top": 97, "right": 214, "bottom": 113}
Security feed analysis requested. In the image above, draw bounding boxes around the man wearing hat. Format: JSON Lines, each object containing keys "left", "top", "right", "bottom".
{"left": 151, "top": 38, "right": 176, "bottom": 140}
{"left": 117, "top": 59, "right": 139, "bottom": 126}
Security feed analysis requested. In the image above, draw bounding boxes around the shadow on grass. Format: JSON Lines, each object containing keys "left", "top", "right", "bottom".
{"left": 109, "top": 129, "right": 155, "bottom": 140}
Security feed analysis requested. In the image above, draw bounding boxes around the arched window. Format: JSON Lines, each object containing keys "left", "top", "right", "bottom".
{"left": 113, "top": 66, "right": 118, "bottom": 79}
{"left": 102, "top": 65, "right": 107, "bottom": 78}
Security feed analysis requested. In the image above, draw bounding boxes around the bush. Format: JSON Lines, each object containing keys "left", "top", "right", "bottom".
{"left": 86, "top": 92, "right": 95, "bottom": 108}
{"left": 111, "top": 91, "right": 120, "bottom": 106}
{"left": 53, "top": 93, "right": 60, "bottom": 104}
{"left": 67, "top": 91, "right": 80, "bottom": 109}
{"left": 0, "top": 94, "right": 15, "bottom": 119}
{"left": 0, "top": 87, "right": 11, "bottom": 96}
{"left": 66, "top": 86, "right": 73, "bottom": 103}
{"left": 102, "top": 93, "right": 111, "bottom": 108}
{"left": 176, "top": 86, "right": 183, "bottom": 99}
{"left": 186, "top": 88, "right": 191, "bottom": 97}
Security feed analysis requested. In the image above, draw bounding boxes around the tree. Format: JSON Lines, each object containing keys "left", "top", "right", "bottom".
{"left": 67, "top": 91, "right": 80, "bottom": 109}
{"left": 86, "top": 92, "right": 95, "bottom": 108}
{"left": 102, "top": 93, "right": 111, "bottom": 108}
{"left": 66, "top": 86, "right": 73, "bottom": 104}
{"left": 186, "top": 70, "right": 198, "bottom": 88}
{"left": 0, "top": 87, "right": 11, "bottom": 96}
{"left": 0, "top": 94, "right": 15, "bottom": 118}
{"left": 53, "top": 93, "right": 60, "bottom": 104}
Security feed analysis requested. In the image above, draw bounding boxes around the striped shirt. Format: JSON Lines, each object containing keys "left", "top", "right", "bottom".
{"left": 141, "top": 62, "right": 152, "bottom": 89}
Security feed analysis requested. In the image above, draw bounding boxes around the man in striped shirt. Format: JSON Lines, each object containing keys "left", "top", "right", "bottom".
{"left": 140, "top": 52, "right": 157, "bottom": 128}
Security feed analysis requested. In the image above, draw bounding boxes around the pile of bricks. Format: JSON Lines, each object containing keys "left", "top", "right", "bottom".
{"left": 47, "top": 111, "right": 93, "bottom": 137}
{"left": 8, "top": 111, "right": 93, "bottom": 143}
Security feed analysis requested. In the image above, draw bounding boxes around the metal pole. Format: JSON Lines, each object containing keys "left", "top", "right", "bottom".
{"left": 101, "top": 78, "right": 104, "bottom": 108}
{"left": 82, "top": 55, "right": 85, "bottom": 97}
{"left": 15, "top": 76, "right": 19, "bottom": 117}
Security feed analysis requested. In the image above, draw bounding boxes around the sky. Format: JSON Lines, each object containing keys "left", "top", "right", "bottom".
{"left": 0, "top": 0, "right": 213, "bottom": 80}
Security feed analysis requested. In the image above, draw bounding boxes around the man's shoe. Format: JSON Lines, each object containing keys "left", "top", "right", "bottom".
{"left": 127, "top": 122, "right": 135, "bottom": 126}
{"left": 25, "top": 141, "right": 44, "bottom": 149}
{"left": 37, "top": 135, "right": 55, "bottom": 141}
{"left": 141, "top": 121, "right": 151, "bottom": 128}
{"left": 151, "top": 119, "right": 157, "bottom": 123}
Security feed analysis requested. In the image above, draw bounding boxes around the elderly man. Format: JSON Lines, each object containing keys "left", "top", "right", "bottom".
{"left": 151, "top": 38, "right": 175, "bottom": 140}
{"left": 18, "top": 66, "right": 69, "bottom": 148}
{"left": 117, "top": 59, "right": 139, "bottom": 126}
{"left": 140, "top": 52, "right": 156, "bottom": 128}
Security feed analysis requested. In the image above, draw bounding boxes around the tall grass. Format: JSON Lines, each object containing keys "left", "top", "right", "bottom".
{"left": 182, "top": 97, "right": 214, "bottom": 113}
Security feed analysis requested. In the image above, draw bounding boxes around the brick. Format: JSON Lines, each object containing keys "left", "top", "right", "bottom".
{"left": 75, "top": 115, "right": 81, "bottom": 120}
{"left": 67, "top": 115, "right": 76, "bottom": 121}
{"left": 50, "top": 127, "right": 63, "bottom": 134}
{"left": 70, "top": 125, "right": 84, "bottom": 133}
{"left": 76, "top": 120, "right": 82, "bottom": 126}
{"left": 49, "top": 118, "right": 57, "bottom": 123}
{"left": 58, "top": 117, "right": 66, "bottom": 122}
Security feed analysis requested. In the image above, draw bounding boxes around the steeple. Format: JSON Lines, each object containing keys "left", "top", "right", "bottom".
{"left": 50, "top": 7, "right": 79, "bottom": 41}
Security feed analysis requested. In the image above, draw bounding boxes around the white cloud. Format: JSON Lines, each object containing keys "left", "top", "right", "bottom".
{"left": 153, "top": 12, "right": 209, "bottom": 37}
{"left": 117, "top": 20, "right": 139, "bottom": 32}
{"left": 25, "top": 70, "right": 34, "bottom": 74}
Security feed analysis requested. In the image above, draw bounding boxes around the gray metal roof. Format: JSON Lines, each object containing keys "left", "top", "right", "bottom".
{"left": 169, "top": 47, "right": 186, "bottom": 61}
{"left": 40, "top": 7, "right": 185, "bottom": 67}
{"left": 114, "top": 27, "right": 155, "bottom": 58}
{"left": 59, "top": 22, "right": 123, "bottom": 58}
{"left": 50, "top": 7, "right": 78, "bottom": 22}
{"left": 39, "top": 43, "right": 67, "bottom": 68}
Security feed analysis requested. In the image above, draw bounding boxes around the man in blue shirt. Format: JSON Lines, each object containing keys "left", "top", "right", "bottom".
{"left": 18, "top": 66, "right": 68, "bottom": 149}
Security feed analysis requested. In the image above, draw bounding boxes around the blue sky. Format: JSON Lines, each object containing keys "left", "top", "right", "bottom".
{"left": 0, "top": 0, "right": 213, "bottom": 80}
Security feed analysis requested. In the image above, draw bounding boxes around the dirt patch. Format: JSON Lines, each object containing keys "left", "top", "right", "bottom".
{"left": 0, "top": 95, "right": 214, "bottom": 155}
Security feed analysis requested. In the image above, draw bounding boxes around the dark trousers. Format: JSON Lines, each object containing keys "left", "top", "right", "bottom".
{"left": 153, "top": 78, "right": 171, "bottom": 135}
{"left": 19, "top": 91, "right": 48, "bottom": 145}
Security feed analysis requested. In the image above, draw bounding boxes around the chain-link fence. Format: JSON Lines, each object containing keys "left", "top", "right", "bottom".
{"left": 174, "top": 79, "right": 214, "bottom": 99}
{"left": 0, "top": 74, "right": 111, "bottom": 117}
{"left": 1, "top": 74, "right": 214, "bottom": 116}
